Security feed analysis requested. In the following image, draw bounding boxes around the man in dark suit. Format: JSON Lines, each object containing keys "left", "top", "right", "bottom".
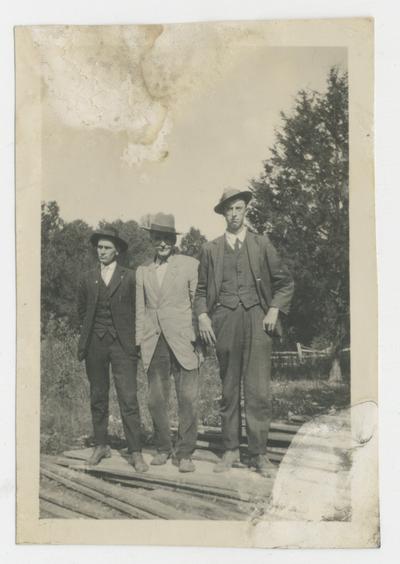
{"left": 77, "top": 226, "right": 148, "bottom": 472}
{"left": 194, "top": 188, "right": 294, "bottom": 477}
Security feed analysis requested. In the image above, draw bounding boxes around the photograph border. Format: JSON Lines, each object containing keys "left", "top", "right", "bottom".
{"left": 15, "top": 17, "right": 377, "bottom": 547}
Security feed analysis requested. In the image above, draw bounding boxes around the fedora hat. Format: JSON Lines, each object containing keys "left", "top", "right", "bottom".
{"left": 142, "top": 212, "right": 181, "bottom": 235}
{"left": 90, "top": 226, "right": 128, "bottom": 252}
{"left": 214, "top": 188, "right": 253, "bottom": 215}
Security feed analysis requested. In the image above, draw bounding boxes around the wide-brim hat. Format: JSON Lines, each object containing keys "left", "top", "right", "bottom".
{"left": 90, "top": 227, "right": 128, "bottom": 252}
{"left": 214, "top": 188, "right": 253, "bottom": 215}
{"left": 142, "top": 212, "right": 181, "bottom": 235}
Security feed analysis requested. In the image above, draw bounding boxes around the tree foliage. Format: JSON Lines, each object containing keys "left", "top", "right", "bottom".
{"left": 180, "top": 227, "right": 208, "bottom": 259}
{"left": 247, "top": 67, "right": 349, "bottom": 353}
{"left": 41, "top": 203, "right": 154, "bottom": 331}
{"left": 41, "top": 202, "right": 95, "bottom": 329}
{"left": 97, "top": 218, "right": 154, "bottom": 270}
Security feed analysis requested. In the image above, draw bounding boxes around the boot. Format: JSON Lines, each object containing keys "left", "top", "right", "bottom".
{"left": 129, "top": 452, "right": 149, "bottom": 473}
{"left": 150, "top": 452, "right": 170, "bottom": 466}
{"left": 248, "top": 454, "right": 275, "bottom": 478}
{"left": 213, "top": 448, "right": 240, "bottom": 473}
{"left": 178, "top": 458, "right": 196, "bottom": 473}
{"left": 86, "top": 445, "right": 111, "bottom": 466}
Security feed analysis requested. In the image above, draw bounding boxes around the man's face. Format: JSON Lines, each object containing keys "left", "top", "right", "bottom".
{"left": 151, "top": 231, "right": 175, "bottom": 260}
{"left": 97, "top": 238, "right": 118, "bottom": 265}
{"left": 223, "top": 198, "right": 247, "bottom": 233}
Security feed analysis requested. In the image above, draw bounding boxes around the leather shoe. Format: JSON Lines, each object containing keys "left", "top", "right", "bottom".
{"left": 129, "top": 452, "right": 149, "bottom": 473}
{"left": 178, "top": 458, "right": 195, "bottom": 473}
{"left": 248, "top": 454, "right": 275, "bottom": 478}
{"left": 150, "top": 452, "right": 170, "bottom": 466}
{"left": 86, "top": 445, "right": 111, "bottom": 466}
{"left": 213, "top": 448, "right": 240, "bottom": 473}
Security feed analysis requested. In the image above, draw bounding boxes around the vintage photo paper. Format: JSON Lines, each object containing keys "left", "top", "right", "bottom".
{"left": 16, "top": 18, "right": 377, "bottom": 547}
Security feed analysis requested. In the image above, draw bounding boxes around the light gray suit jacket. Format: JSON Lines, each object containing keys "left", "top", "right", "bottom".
{"left": 136, "top": 254, "right": 200, "bottom": 372}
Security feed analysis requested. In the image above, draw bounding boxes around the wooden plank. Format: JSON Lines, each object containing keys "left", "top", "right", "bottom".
{"left": 288, "top": 415, "right": 311, "bottom": 423}
{"left": 194, "top": 440, "right": 285, "bottom": 462}
{"left": 197, "top": 422, "right": 300, "bottom": 435}
{"left": 194, "top": 441, "right": 284, "bottom": 463}
{"left": 151, "top": 489, "right": 247, "bottom": 521}
{"left": 41, "top": 465, "right": 153, "bottom": 519}
{"left": 40, "top": 488, "right": 109, "bottom": 519}
{"left": 197, "top": 429, "right": 296, "bottom": 445}
{"left": 54, "top": 455, "right": 255, "bottom": 502}
{"left": 104, "top": 475, "right": 256, "bottom": 516}
{"left": 42, "top": 462, "right": 199, "bottom": 520}
{"left": 105, "top": 478, "right": 248, "bottom": 520}
{"left": 270, "top": 422, "right": 301, "bottom": 433}
{"left": 199, "top": 428, "right": 350, "bottom": 452}
{"left": 40, "top": 509, "right": 56, "bottom": 519}
{"left": 175, "top": 486, "right": 260, "bottom": 512}
{"left": 40, "top": 499, "right": 86, "bottom": 519}
{"left": 58, "top": 451, "right": 258, "bottom": 495}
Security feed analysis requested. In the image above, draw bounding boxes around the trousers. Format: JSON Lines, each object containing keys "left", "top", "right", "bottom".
{"left": 147, "top": 333, "right": 199, "bottom": 459}
{"left": 85, "top": 332, "right": 142, "bottom": 452}
{"left": 212, "top": 304, "right": 272, "bottom": 455}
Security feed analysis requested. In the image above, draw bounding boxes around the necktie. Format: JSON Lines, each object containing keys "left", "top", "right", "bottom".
{"left": 234, "top": 238, "right": 241, "bottom": 252}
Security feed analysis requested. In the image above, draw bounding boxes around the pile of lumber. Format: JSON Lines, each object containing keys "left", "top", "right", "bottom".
{"left": 40, "top": 421, "right": 300, "bottom": 520}
{"left": 193, "top": 421, "right": 300, "bottom": 464}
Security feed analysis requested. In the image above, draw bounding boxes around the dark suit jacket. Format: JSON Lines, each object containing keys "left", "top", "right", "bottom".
{"left": 194, "top": 231, "right": 294, "bottom": 336}
{"left": 77, "top": 263, "right": 136, "bottom": 361}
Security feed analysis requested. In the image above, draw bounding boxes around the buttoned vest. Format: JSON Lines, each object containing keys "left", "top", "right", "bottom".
{"left": 219, "top": 239, "right": 260, "bottom": 309}
{"left": 92, "top": 278, "right": 117, "bottom": 338}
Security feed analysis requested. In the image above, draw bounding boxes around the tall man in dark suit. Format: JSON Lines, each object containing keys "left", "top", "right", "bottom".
{"left": 194, "top": 188, "right": 294, "bottom": 477}
{"left": 77, "top": 226, "right": 148, "bottom": 472}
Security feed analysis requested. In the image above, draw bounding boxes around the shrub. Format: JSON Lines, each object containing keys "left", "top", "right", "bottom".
{"left": 40, "top": 320, "right": 350, "bottom": 453}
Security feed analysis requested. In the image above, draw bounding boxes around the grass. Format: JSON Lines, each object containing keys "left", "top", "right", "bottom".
{"left": 40, "top": 326, "right": 350, "bottom": 454}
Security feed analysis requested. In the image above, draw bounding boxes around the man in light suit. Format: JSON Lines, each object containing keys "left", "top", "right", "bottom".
{"left": 77, "top": 226, "right": 148, "bottom": 472}
{"left": 194, "top": 188, "right": 294, "bottom": 477}
{"left": 136, "top": 213, "right": 201, "bottom": 473}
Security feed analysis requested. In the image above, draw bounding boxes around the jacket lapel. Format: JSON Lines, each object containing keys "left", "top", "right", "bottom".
{"left": 146, "top": 262, "right": 160, "bottom": 295}
{"left": 210, "top": 236, "right": 225, "bottom": 295}
{"left": 92, "top": 265, "right": 101, "bottom": 301}
{"left": 245, "top": 232, "right": 262, "bottom": 279}
{"left": 107, "top": 264, "right": 125, "bottom": 297}
{"left": 159, "top": 255, "right": 178, "bottom": 297}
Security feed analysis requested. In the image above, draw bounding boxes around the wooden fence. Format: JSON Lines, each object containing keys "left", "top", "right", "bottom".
{"left": 271, "top": 344, "right": 350, "bottom": 369}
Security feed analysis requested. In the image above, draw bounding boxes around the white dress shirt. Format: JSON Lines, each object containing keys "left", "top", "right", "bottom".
{"left": 154, "top": 257, "right": 170, "bottom": 286}
{"left": 225, "top": 225, "right": 247, "bottom": 250}
{"left": 101, "top": 260, "right": 117, "bottom": 286}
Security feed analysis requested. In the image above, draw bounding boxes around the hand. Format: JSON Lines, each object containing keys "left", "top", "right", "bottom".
{"left": 198, "top": 313, "right": 216, "bottom": 346}
{"left": 262, "top": 307, "right": 279, "bottom": 335}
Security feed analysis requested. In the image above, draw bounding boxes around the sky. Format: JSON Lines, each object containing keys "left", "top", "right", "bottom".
{"left": 40, "top": 25, "right": 347, "bottom": 240}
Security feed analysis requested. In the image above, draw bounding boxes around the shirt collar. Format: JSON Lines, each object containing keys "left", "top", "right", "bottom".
{"left": 225, "top": 225, "right": 247, "bottom": 244}
{"left": 101, "top": 260, "right": 117, "bottom": 272}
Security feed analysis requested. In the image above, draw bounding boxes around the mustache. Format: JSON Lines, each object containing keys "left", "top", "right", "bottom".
{"left": 156, "top": 243, "right": 172, "bottom": 249}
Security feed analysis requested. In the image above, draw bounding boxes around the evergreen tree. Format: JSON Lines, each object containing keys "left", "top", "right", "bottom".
{"left": 247, "top": 68, "right": 349, "bottom": 378}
